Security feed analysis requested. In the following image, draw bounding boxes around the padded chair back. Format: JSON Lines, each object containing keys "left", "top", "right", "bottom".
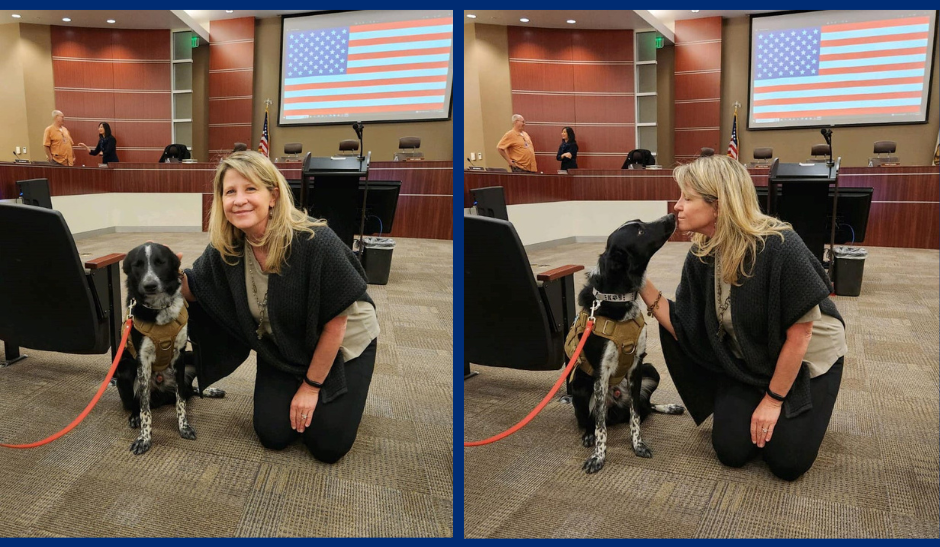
{"left": 700, "top": 147, "right": 715, "bottom": 157}
{"left": 0, "top": 204, "right": 109, "bottom": 354}
{"left": 874, "top": 140, "right": 896, "bottom": 154}
{"left": 465, "top": 215, "right": 560, "bottom": 370}
{"left": 753, "top": 147, "right": 773, "bottom": 160}
{"left": 339, "top": 139, "right": 360, "bottom": 153}
{"left": 284, "top": 142, "right": 303, "bottom": 155}
{"left": 811, "top": 144, "right": 830, "bottom": 157}
{"left": 399, "top": 136, "right": 421, "bottom": 149}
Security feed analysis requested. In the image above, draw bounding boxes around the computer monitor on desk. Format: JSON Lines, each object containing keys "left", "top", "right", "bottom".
{"left": 16, "top": 179, "right": 53, "bottom": 209}
{"left": 357, "top": 181, "right": 400, "bottom": 235}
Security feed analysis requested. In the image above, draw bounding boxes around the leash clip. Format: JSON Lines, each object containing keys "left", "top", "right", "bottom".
{"left": 126, "top": 298, "right": 136, "bottom": 321}
{"left": 589, "top": 299, "right": 600, "bottom": 322}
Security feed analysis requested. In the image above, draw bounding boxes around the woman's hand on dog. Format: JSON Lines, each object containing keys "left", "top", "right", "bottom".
{"left": 291, "top": 384, "right": 318, "bottom": 432}
{"left": 750, "top": 395, "right": 782, "bottom": 447}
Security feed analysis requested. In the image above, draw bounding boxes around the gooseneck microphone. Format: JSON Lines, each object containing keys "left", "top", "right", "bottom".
{"left": 820, "top": 127, "right": 834, "bottom": 167}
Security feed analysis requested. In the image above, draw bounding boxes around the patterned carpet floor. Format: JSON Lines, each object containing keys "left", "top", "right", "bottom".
{"left": 1, "top": 232, "right": 452, "bottom": 537}
{"left": 465, "top": 241, "right": 938, "bottom": 538}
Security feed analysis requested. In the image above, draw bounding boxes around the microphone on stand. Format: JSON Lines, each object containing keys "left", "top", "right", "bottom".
{"left": 820, "top": 127, "right": 834, "bottom": 167}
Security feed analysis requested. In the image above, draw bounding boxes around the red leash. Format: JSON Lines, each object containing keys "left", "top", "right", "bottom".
{"left": 0, "top": 317, "right": 133, "bottom": 449}
{"left": 465, "top": 318, "right": 595, "bottom": 447}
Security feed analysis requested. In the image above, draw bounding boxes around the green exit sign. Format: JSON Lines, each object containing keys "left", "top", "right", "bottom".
{"left": 655, "top": 35, "right": 664, "bottom": 49}
{"left": 191, "top": 35, "right": 199, "bottom": 48}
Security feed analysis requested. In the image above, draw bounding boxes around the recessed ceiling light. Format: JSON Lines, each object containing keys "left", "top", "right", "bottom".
{"left": 567, "top": 20, "right": 576, "bottom": 24}
{"left": 226, "top": 10, "right": 234, "bottom": 13}
{"left": 62, "top": 17, "right": 71, "bottom": 22}
{"left": 106, "top": 19, "right": 116, "bottom": 24}
{"left": 466, "top": 14, "right": 477, "bottom": 19}
{"left": 691, "top": 10, "right": 700, "bottom": 13}
{"left": 520, "top": 18, "right": 529, "bottom": 23}
{"left": 12, "top": 14, "right": 21, "bottom": 18}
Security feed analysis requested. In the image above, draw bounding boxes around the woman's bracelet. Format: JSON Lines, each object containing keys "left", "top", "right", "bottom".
{"left": 646, "top": 291, "right": 663, "bottom": 317}
{"left": 303, "top": 375, "right": 324, "bottom": 389}
{"left": 766, "top": 388, "right": 786, "bottom": 402}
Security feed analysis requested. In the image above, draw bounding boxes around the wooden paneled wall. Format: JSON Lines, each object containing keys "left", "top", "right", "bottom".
{"left": 507, "top": 27, "right": 634, "bottom": 170}
{"left": 50, "top": 26, "right": 171, "bottom": 164}
{"left": 208, "top": 18, "right": 255, "bottom": 160}
{"left": 674, "top": 17, "right": 722, "bottom": 163}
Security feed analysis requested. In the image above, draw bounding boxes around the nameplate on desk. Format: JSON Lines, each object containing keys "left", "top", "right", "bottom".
{"left": 98, "top": 163, "right": 108, "bottom": 168}
{"left": 14, "top": 158, "right": 30, "bottom": 164}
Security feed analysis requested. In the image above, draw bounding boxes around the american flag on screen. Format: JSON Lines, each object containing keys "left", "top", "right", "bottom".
{"left": 752, "top": 16, "right": 930, "bottom": 121}
{"left": 283, "top": 17, "right": 453, "bottom": 118}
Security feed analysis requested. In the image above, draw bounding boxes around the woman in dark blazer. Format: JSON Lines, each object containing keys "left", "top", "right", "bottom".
{"left": 79, "top": 122, "right": 119, "bottom": 164}
{"left": 556, "top": 126, "right": 578, "bottom": 170}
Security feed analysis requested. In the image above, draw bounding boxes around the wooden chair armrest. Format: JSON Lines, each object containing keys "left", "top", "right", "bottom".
{"left": 536, "top": 264, "right": 584, "bottom": 282}
{"left": 84, "top": 253, "right": 126, "bottom": 270}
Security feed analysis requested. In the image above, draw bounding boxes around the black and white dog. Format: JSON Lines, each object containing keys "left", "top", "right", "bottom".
{"left": 569, "top": 213, "right": 684, "bottom": 473}
{"left": 117, "top": 242, "right": 195, "bottom": 455}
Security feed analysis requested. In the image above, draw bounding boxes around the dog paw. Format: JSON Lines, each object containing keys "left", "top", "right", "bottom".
{"left": 179, "top": 424, "right": 197, "bottom": 440}
{"left": 581, "top": 432, "right": 596, "bottom": 447}
{"left": 128, "top": 415, "right": 141, "bottom": 429}
{"left": 201, "top": 387, "right": 226, "bottom": 399}
{"left": 582, "top": 455, "right": 605, "bottom": 474}
{"left": 652, "top": 403, "right": 685, "bottom": 415}
{"left": 130, "top": 437, "right": 152, "bottom": 455}
{"left": 633, "top": 442, "right": 652, "bottom": 459}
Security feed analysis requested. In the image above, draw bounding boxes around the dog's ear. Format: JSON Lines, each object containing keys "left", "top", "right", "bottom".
{"left": 167, "top": 246, "right": 181, "bottom": 271}
{"left": 122, "top": 247, "right": 137, "bottom": 275}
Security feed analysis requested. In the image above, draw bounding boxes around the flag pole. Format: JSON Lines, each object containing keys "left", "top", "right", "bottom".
{"left": 263, "top": 98, "right": 272, "bottom": 158}
{"left": 733, "top": 101, "right": 741, "bottom": 163}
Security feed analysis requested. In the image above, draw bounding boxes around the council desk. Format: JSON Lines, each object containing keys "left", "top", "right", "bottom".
{"left": 0, "top": 161, "right": 453, "bottom": 240}
{"left": 464, "top": 166, "right": 939, "bottom": 250}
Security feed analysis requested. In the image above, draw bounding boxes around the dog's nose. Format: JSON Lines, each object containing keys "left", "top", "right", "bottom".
{"left": 142, "top": 282, "right": 158, "bottom": 293}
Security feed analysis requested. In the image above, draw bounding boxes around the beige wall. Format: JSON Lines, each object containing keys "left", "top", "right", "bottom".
{"left": 463, "top": 23, "right": 484, "bottom": 168}
{"left": 656, "top": 44, "right": 676, "bottom": 168}
{"left": 463, "top": 23, "right": 513, "bottom": 169}
{"left": 721, "top": 15, "right": 940, "bottom": 167}
{"left": 191, "top": 42, "right": 210, "bottom": 162}
{"left": 0, "top": 24, "right": 29, "bottom": 162}
{"left": 251, "top": 17, "right": 453, "bottom": 162}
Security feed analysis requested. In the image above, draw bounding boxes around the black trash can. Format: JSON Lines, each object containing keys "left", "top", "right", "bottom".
{"left": 832, "top": 246, "right": 868, "bottom": 297}
{"left": 361, "top": 236, "right": 395, "bottom": 285}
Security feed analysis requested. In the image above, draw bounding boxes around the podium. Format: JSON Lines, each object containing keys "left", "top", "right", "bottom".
{"left": 300, "top": 152, "right": 370, "bottom": 249}
{"left": 767, "top": 158, "right": 840, "bottom": 269}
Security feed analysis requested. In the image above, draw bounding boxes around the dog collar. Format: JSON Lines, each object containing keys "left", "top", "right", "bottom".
{"left": 592, "top": 288, "right": 638, "bottom": 303}
{"left": 128, "top": 297, "right": 173, "bottom": 311}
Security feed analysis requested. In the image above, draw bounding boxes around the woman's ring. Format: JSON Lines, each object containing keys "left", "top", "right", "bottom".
{"left": 761, "top": 428, "right": 768, "bottom": 432}
{"left": 301, "top": 414, "right": 307, "bottom": 419}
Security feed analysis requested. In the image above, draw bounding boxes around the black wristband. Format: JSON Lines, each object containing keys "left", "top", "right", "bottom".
{"left": 766, "top": 388, "right": 786, "bottom": 402}
{"left": 303, "top": 375, "right": 324, "bottom": 389}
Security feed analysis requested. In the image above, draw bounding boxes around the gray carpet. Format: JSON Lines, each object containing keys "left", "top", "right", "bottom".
{"left": 465, "top": 242, "right": 939, "bottom": 538}
{"left": 0, "top": 232, "right": 452, "bottom": 537}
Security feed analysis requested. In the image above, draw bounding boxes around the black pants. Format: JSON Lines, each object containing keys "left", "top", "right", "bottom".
{"left": 660, "top": 329, "right": 843, "bottom": 481}
{"left": 253, "top": 339, "right": 376, "bottom": 463}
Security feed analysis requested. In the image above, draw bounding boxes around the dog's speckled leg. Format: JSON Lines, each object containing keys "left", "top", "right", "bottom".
{"left": 583, "top": 343, "right": 618, "bottom": 473}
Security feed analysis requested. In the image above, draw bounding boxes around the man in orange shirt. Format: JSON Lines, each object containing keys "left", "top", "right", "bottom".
{"left": 43, "top": 110, "right": 75, "bottom": 166}
{"left": 497, "top": 114, "right": 537, "bottom": 173}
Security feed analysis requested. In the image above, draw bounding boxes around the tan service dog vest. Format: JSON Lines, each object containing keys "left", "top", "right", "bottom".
{"left": 126, "top": 302, "right": 188, "bottom": 373}
{"left": 564, "top": 309, "right": 645, "bottom": 386}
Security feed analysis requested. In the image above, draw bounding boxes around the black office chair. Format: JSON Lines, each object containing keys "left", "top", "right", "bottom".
{"left": 0, "top": 203, "right": 124, "bottom": 367}
{"left": 465, "top": 215, "right": 583, "bottom": 378}
{"left": 700, "top": 147, "right": 716, "bottom": 157}
{"left": 232, "top": 142, "right": 248, "bottom": 153}
{"left": 158, "top": 143, "right": 191, "bottom": 163}
{"left": 622, "top": 149, "right": 655, "bottom": 169}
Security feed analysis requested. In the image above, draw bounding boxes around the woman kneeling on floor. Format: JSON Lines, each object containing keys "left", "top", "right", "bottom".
{"left": 180, "top": 150, "right": 379, "bottom": 463}
{"left": 641, "top": 155, "right": 846, "bottom": 481}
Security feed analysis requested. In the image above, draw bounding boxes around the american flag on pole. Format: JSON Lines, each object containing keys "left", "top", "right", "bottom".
{"left": 283, "top": 17, "right": 453, "bottom": 118}
{"left": 727, "top": 106, "right": 739, "bottom": 160}
{"left": 752, "top": 16, "right": 931, "bottom": 121}
{"left": 259, "top": 107, "right": 269, "bottom": 157}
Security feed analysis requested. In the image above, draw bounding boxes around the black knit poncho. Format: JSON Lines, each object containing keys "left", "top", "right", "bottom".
{"left": 667, "top": 229, "right": 844, "bottom": 422}
{"left": 185, "top": 225, "right": 374, "bottom": 403}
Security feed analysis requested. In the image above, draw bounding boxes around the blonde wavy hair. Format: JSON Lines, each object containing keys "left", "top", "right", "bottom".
{"left": 208, "top": 150, "right": 325, "bottom": 274}
{"left": 674, "top": 154, "right": 791, "bottom": 285}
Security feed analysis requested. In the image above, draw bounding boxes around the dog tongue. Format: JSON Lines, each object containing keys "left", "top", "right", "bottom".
{"left": 155, "top": 374, "right": 164, "bottom": 384}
